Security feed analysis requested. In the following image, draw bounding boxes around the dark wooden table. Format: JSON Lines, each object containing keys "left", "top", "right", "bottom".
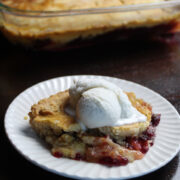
{"left": 1, "top": 33, "right": 180, "bottom": 180}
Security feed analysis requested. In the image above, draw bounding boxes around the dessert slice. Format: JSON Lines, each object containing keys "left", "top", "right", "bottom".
{"left": 29, "top": 79, "right": 160, "bottom": 166}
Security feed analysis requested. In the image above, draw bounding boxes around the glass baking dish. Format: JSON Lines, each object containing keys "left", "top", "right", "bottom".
{"left": 0, "top": 0, "right": 180, "bottom": 51}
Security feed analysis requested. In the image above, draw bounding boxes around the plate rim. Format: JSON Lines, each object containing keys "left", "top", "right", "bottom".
{"left": 4, "top": 75, "right": 180, "bottom": 180}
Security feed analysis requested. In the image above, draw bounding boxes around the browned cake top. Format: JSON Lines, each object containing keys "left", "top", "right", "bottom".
{"left": 29, "top": 90, "right": 81, "bottom": 134}
{"left": 2, "top": 0, "right": 164, "bottom": 11}
{"left": 29, "top": 89, "right": 152, "bottom": 138}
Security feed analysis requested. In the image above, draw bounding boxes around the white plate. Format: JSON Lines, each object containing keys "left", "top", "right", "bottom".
{"left": 4, "top": 75, "right": 180, "bottom": 180}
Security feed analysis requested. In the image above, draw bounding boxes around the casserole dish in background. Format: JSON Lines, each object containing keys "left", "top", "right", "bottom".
{"left": 0, "top": 0, "right": 180, "bottom": 51}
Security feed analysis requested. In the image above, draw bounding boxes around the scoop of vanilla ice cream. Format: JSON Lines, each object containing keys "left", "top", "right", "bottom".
{"left": 77, "top": 88, "right": 121, "bottom": 128}
{"left": 69, "top": 78, "right": 146, "bottom": 129}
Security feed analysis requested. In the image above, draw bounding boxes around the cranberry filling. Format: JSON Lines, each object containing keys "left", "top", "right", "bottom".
{"left": 139, "top": 139, "right": 149, "bottom": 154}
{"left": 151, "top": 114, "right": 161, "bottom": 127}
{"left": 53, "top": 151, "right": 63, "bottom": 158}
{"left": 74, "top": 153, "right": 84, "bottom": 161}
{"left": 125, "top": 114, "right": 161, "bottom": 154}
{"left": 141, "top": 126, "right": 156, "bottom": 141}
{"left": 99, "top": 156, "right": 128, "bottom": 166}
{"left": 85, "top": 138, "right": 129, "bottom": 167}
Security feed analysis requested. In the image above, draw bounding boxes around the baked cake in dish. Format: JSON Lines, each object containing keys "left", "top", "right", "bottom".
{"left": 1, "top": 0, "right": 180, "bottom": 50}
{"left": 29, "top": 79, "right": 161, "bottom": 166}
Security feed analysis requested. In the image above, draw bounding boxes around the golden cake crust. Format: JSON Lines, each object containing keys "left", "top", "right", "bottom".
{"left": 29, "top": 90, "right": 81, "bottom": 137}
{"left": 29, "top": 90, "right": 152, "bottom": 138}
{"left": 1, "top": 0, "right": 165, "bottom": 11}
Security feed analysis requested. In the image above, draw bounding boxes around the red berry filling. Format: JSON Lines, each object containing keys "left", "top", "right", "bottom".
{"left": 53, "top": 151, "right": 63, "bottom": 158}
{"left": 74, "top": 153, "right": 84, "bottom": 160}
{"left": 125, "top": 114, "right": 161, "bottom": 154}
{"left": 151, "top": 114, "right": 161, "bottom": 127}
{"left": 86, "top": 139, "right": 129, "bottom": 167}
{"left": 99, "top": 156, "right": 128, "bottom": 166}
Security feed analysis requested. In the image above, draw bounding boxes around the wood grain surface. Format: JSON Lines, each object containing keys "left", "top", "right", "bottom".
{"left": 0, "top": 33, "right": 180, "bottom": 180}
